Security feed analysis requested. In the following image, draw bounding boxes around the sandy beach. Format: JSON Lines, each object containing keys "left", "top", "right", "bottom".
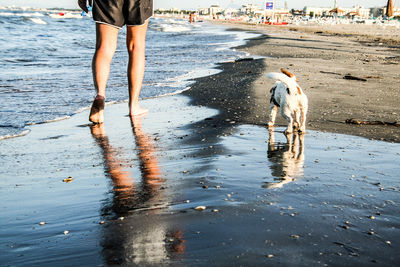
{"left": 1, "top": 21, "right": 400, "bottom": 266}
{"left": 207, "top": 21, "right": 400, "bottom": 143}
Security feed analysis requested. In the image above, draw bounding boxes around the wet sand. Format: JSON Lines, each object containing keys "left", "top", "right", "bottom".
{"left": 1, "top": 22, "right": 400, "bottom": 266}
{"left": 1, "top": 94, "right": 399, "bottom": 266}
{"left": 208, "top": 21, "right": 400, "bottom": 143}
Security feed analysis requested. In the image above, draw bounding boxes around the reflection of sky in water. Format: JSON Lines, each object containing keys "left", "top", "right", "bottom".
{"left": 0, "top": 96, "right": 399, "bottom": 265}
{"left": 215, "top": 125, "right": 400, "bottom": 200}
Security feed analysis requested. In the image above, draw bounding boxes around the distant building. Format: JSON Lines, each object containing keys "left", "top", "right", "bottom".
{"left": 303, "top": 6, "right": 331, "bottom": 17}
{"left": 169, "top": 7, "right": 181, "bottom": 13}
{"left": 223, "top": 8, "right": 239, "bottom": 18}
{"left": 240, "top": 4, "right": 261, "bottom": 16}
{"left": 264, "top": 8, "right": 291, "bottom": 20}
{"left": 198, "top": 8, "right": 209, "bottom": 15}
{"left": 340, "top": 6, "right": 370, "bottom": 18}
{"left": 291, "top": 9, "right": 304, "bottom": 16}
{"left": 394, "top": 7, "right": 400, "bottom": 16}
{"left": 209, "top": 5, "right": 223, "bottom": 16}
{"left": 304, "top": 6, "right": 370, "bottom": 18}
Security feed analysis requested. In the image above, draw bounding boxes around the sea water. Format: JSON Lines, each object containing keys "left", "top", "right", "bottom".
{"left": 0, "top": 7, "right": 259, "bottom": 139}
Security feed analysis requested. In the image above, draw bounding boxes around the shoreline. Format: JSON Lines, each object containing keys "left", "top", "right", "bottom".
{"left": 0, "top": 19, "right": 258, "bottom": 142}
{"left": 187, "top": 21, "right": 400, "bottom": 143}
{"left": 1, "top": 20, "right": 400, "bottom": 266}
{"left": 2, "top": 92, "right": 399, "bottom": 266}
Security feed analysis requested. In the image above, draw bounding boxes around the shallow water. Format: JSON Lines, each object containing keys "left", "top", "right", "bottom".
{"left": 0, "top": 7, "right": 259, "bottom": 139}
{"left": 0, "top": 95, "right": 399, "bottom": 266}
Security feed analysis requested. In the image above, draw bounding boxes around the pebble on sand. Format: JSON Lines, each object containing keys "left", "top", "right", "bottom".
{"left": 195, "top": 206, "right": 206, "bottom": 211}
{"left": 62, "top": 176, "right": 73, "bottom": 183}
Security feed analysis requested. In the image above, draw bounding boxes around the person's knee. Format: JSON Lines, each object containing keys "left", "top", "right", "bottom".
{"left": 96, "top": 42, "right": 116, "bottom": 60}
{"left": 126, "top": 41, "right": 145, "bottom": 55}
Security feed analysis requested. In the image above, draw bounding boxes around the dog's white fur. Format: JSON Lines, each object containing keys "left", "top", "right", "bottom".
{"left": 266, "top": 69, "right": 308, "bottom": 134}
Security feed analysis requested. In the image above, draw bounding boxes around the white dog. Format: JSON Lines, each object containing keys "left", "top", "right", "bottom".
{"left": 266, "top": 69, "right": 308, "bottom": 134}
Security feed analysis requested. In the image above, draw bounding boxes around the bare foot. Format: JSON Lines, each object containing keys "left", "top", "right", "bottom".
{"left": 129, "top": 104, "right": 148, "bottom": 117}
{"left": 89, "top": 95, "right": 105, "bottom": 124}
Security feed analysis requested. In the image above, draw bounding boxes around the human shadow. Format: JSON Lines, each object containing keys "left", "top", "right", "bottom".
{"left": 90, "top": 117, "right": 185, "bottom": 265}
{"left": 263, "top": 129, "right": 305, "bottom": 189}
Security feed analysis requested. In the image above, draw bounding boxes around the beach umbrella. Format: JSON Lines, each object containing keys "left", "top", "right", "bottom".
{"left": 386, "top": 0, "right": 394, "bottom": 17}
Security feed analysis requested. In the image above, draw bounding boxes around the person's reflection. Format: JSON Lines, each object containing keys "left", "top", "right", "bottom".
{"left": 264, "top": 130, "right": 305, "bottom": 189}
{"left": 90, "top": 116, "right": 185, "bottom": 265}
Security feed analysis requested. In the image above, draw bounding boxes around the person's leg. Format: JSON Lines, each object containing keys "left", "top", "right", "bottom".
{"left": 89, "top": 23, "right": 119, "bottom": 123}
{"left": 126, "top": 21, "right": 149, "bottom": 116}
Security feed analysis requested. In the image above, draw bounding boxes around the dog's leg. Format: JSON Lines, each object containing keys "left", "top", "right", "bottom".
{"left": 284, "top": 132, "right": 293, "bottom": 147}
{"left": 281, "top": 108, "right": 293, "bottom": 134}
{"left": 268, "top": 128, "right": 276, "bottom": 151}
{"left": 298, "top": 134, "right": 305, "bottom": 160}
{"left": 299, "top": 106, "right": 308, "bottom": 133}
{"left": 291, "top": 133, "right": 298, "bottom": 154}
{"left": 268, "top": 103, "right": 278, "bottom": 128}
{"left": 294, "top": 110, "right": 301, "bottom": 130}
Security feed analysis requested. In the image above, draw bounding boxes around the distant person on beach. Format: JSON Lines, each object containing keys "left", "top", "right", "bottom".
{"left": 78, "top": 0, "right": 153, "bottom": 123}
{"left": 189, "top": 12, "right": 196, "bottom": 23}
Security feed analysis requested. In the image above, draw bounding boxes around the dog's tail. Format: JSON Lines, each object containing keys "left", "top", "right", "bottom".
{"left": 266, "top": 72, "right": 299, "bottom": 94}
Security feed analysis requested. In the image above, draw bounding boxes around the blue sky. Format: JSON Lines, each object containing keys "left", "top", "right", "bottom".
{"left": 0, "top": 0, "right": 391, "bottom": 10}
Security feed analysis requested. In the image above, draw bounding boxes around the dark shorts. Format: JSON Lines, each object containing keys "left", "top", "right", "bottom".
{"left": 93, "top": 0, "right": 153, "bottom": 28}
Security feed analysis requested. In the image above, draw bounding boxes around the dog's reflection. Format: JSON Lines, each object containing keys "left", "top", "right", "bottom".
{"left": 90, "top": 116, "right": 185, "bottom": 265}
{"left": 264, "top": 129, "right": 305, "bottom": 189}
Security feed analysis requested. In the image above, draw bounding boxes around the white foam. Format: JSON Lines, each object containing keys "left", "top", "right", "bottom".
{"left": 30, "top": 18, "right": 47, "bottom": 24}
{"left": 0, "top": 12, "right": 44, "bottom": 17}
{"left": 143, "top": 87, "right": 192, "bottom": 100}
{"left": 160, "top": 24, "right": 191, "bottom": 32}
{"left": 151, "top": 18, "right": 192, "bottom": 33}
{"left": 27, "top": 115, "right": 71, "bottom": 125}
{"left": 0, "top": 129, "right": 30, "bottom": 141}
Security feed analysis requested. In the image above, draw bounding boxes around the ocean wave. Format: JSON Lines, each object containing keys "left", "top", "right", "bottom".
{"left": 0, "top": 17, "right": 258, "bottom": 141}
{"left": 161, "top": 25, "right": 191, "bottom": 32}
{"left": 149, "top": 87, "right": 192, "bottom": 98}
{"left": 0, "top": 12, "right": 44, "bottom": 17}
{"left": 150, "top": 22, "right": 192, "bottom": 33}
{"left": 26, "top": 115, "right": 71, "bottom": 125}
{"left": 0, "top": 129, "right": 30, "bottom": 141}
{"left": 30, "top": 18, "right": 47, "bottom": 24}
